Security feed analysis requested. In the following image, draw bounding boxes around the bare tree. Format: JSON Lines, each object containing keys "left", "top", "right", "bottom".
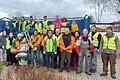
{"left": 90, "top": 15, "right": 95, "bottom": 23}
{"left": 91, "top": 0, "right": 112, "bottom": 23}
{"left": 15, "top": 10, "right": 23, "bottom": 17}
{"left": 113, "top": 0, "right": 120, "bottom": 16}
{"left": 8, "top": 9, "right": 23, "bottom": 18}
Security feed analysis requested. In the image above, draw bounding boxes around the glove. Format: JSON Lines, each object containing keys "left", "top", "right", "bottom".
{"left": 54, "top": 52, "right": 57, "bottom": 55}
{"left": 31, "top": 46, "right": 34, "bottom": 49}
{"left": 43, "top": 51, "right": 46, "bottom": 54}
{"left": 2, "top": 45, "right": 4, "bottom": 49}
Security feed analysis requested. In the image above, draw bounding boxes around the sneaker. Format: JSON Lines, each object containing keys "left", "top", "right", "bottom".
{"left": 76, "top": 71, "right": 82, "bottom": 74}
{"left": 66, "top": 69, "right": 70, "bottom": 73}
{"left": 111, "top": 74, "right": 116, "bottom": 79}
{"left": 100, "top": 72, "right": 108, "bottom": 76}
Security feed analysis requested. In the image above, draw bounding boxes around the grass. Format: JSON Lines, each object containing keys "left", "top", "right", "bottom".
{"left": 0, "top": 61, "right": 4, "bottom": 75}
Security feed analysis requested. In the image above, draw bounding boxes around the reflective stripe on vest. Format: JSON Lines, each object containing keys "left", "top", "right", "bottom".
{"left": 22, "top": 21, "right": 27, "bottom": 31}
{"left": 53, "top": 34, "right": 61, "bottom": 47}
{"left": 103, "top": 34, "right": 117, "bottom": 50}
{"left": 35, "top": 23, "right": 42, "bottom": 33}
{"left": 89, "top": 32, "right": 99, "bottom": 47}
{"left": 13, "top": 22, "right": 17, "bottom": 28}
{"left": 28, "top": 20, "right": 35, "bottom": 25}
{"left": 45, "top": 37, "right": 54, "bottom": 52}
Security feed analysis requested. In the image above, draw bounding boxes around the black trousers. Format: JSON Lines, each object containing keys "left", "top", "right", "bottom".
{"left": 6, "top": 49, "right": 12, "bottom": 62}
{"left": 11, "top": 53, "right": 18, "bottom": 65}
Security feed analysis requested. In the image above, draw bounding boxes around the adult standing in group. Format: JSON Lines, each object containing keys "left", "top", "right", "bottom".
{"left": 59, "top": 27, "right": 75, "bottom": 72}
{"left": 99, "top": 27, "right": 120, "bottom": 79}
{"left": 89, "top": 25, "right": 101, "bottom": 73}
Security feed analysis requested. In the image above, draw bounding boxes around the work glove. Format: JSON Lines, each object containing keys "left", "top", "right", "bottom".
{"left": 43, "top": 51, "right": 46, "bottom": 54}
{"left": 54, "top": 52, "right": 57, "bottom": 55}
{"left": 31, "top": 46, "right": 34, "bottom": 49}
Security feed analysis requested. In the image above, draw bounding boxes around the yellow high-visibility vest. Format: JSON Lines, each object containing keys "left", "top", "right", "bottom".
{"left": 35, "top": 23, "right": 42, "bottom": 33}
{"left": 103, "top": 34, "right": 117, "bottom": 50}
{"left": 6, "top": 38, "right": 12, "bottom": 49}
{"left": 12, "top": 22, "right": 18, "bottom": 28}
{"left": 89, "top": 32, "right": 99, "bottom": 47}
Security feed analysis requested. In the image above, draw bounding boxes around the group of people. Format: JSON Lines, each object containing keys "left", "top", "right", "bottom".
{"left": 0, "top": 15, "right": 119, "bottom": 79}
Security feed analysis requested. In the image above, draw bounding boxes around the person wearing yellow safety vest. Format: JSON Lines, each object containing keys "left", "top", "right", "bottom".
{"left": 41, "top": 28, "right": 47, "bottom": 66}
{"left": 99, "top": 27, "right": 120, "bottom": 79}
{"left": 5, "top": 32, "right": 15, "bottom": 66}
{"left": 26, "top": 22, "right": 34, "bottom": 36}
{"left": 29, "top": 29, "right": 42, "bottom": 66}
{"left": 46, "top": 21, "right": 55, "bottom": 31}
{"left": 53, "top": 29, "right": 61, "bottom": 68}
{"left": 26, "top": 16, "right": 35, "bottom": 35}
{"left": 89, "top": 25, "right": 101, "bottom": 73}
{"left": 21, "top": 32, "right": 27, "bottom": 43}
{"left": 19, "top": 17, "right": 27, "bottom": 32}
{"left": 43, "top": 30, "right": 57, "bottom": 68}
{"left": 42, "top": 16, "right": 48, "bottom": 30}
{"left": 12, "top": 17, "right": 19, "bottom": 32}
{"left": 35, "top": 20, "right": 42, "bottom": 35}
{"left": 27, "top": 16, "right": 35, "bottom": 26}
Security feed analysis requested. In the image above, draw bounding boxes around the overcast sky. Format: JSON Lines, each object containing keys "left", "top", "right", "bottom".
{"left": 0, "top": 0, "right": 119, "bottom": 22}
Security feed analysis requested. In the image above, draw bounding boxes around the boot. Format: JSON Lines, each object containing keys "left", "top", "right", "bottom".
{"left": 85, "top": 72, "right": 92, "bottom": 75}
{"left": 59, "top": 69, "right": 63, "bottom": 72}
{"left": 90, "top": 69, "right": 97, "bottom": 73}
{"left": 100, "top": 72, "right": 108, "bottom": 76}
{"left": 66, "top": 68, "right": 70, "bottom": 73}
{"left": 111, "top": 74, "right": 116, "bottom": 79}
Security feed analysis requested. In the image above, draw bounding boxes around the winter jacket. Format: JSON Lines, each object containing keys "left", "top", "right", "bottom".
{"left": 59, "top": 34, "right": 75, "bottom": 53}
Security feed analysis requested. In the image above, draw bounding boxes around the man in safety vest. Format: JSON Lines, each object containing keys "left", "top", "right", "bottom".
{"left": 89, "top": 25, "right": 101, "bottom": 73}
{"left": 99, "top": 27, "right": 120, "bottom": 79}
{"left": 42, "top": 16, "right": 48, "bottom": 30}
{"left": 35, "top": 19, "right": 42, "bottom": 35}
{"left": 29, "top": 29, "right": 42, "bottom": 66}
{"left": 41, "top": 28, "right": 47, "bottom": 66}
{"left": 53, "top": 29, "right": 61, "bottom": 68}
{"left": 26, "top": 22, "right": 34, "bottom": 36}
{"left": 19, "top": 17, "right": 27, "bottom": 32}
{"left": 43, "top": 30, "right": 57, "bottom": 68}
{"left": 12, "top": 17, "right": 19, "bottom": 32}
{"left": 27, "top": 15, "right": 35, "bottom": 26}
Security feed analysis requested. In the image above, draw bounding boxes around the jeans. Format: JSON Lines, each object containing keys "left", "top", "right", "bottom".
{"left": 31, "top": 47, "right": 42, "bottom": 66}
{"left": 46, "top": 52, "right": 54, "bottom": 68}
{"left": 0, "top": 49, "right": 6, "bottom": 62}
